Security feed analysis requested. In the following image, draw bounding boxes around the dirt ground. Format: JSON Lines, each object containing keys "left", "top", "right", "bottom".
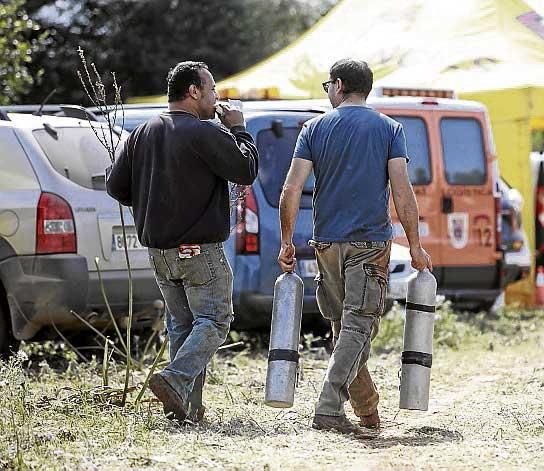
{"left": 1, "top": 310, "right": 543, "bottom": 470}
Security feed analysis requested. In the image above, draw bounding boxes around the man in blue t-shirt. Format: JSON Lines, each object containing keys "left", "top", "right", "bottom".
{"left": 278, "top": 59, "right": 432, "bottom": 436}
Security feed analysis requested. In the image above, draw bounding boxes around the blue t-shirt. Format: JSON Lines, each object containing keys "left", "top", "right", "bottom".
{"left": 293, "top": 105, "right": 408, "bottom": 242}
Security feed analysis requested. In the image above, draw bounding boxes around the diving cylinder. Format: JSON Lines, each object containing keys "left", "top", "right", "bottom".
{"left": 399, "top": 269, "right": 437, "bottom": 411}
{"left": 265, "top": 272, "right": 304, "bottom": 408}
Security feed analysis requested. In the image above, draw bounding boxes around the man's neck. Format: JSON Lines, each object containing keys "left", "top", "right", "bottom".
{"left": 336, "top": 94, "right": 367, "bottom": 108}
{"left": 168, "top": 101, "right": 199, "bottom": 118}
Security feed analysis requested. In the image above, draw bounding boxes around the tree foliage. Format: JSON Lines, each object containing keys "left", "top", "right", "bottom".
{"left": 23, "top": 0, "right": 336, "bottom": 104}
{"left": 0, "top": 0, "right": 44, "bottom": 105}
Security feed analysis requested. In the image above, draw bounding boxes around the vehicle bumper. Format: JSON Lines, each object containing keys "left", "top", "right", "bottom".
{"left": 437, "top": 288, "right": 502, "bottom": 305}
{"left": 0, "top": 254, "right": 89, "bottom": 340}
{"left": 87, "top": 268, "right": 162, "bottom": 312}
{"left": 0, "top": 255, "right": 162, "bottom": 340}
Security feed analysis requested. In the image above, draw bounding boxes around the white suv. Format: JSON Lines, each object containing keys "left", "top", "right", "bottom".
{"left": 0, "top": 113, "right": 161, "bottom": 356}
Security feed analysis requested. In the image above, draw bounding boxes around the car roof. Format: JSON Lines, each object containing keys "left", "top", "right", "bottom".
{"left": 122, "top": 96, "right": 486, "bottom": 114}
{"left": 1, "top": 112, "right": 105, "bottom": 130}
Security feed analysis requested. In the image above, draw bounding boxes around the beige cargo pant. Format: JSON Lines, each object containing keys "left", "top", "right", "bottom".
{"left": 312, "top": 240, "right": 391, "bottom": 417}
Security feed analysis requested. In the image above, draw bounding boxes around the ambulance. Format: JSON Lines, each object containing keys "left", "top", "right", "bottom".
{"left": 373, "top": 87, "right": 503, "bottom": 310}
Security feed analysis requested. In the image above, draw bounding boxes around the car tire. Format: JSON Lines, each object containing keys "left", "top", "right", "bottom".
{"left": 0, "top": 295, "right": 20, "bottom": 359}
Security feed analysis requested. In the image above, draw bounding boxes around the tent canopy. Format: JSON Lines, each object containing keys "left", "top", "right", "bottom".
{"left": 214, "top": 0, "right": 544, "bottom": 99}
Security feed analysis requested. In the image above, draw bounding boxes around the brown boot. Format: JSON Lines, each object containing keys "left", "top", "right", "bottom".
{"left": 359, "top": 410, "right": 380, "bottom": 429}
{"left": 312, "top": 414, "right": 376, "bottom": 438}
{"left": 149, "top": 373, "right": 188, "bottom": 421}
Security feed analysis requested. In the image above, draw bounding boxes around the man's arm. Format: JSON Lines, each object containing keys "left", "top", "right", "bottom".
{"left": 106, "top": 139, "right": 132, "bottom": 206}
{"left": 388, "top": 158, "right": 433, "bottom": 271}
{"left": 196, "top": 109, "right": 258, "bottom": 185}
{"left": 278, "top": 158, "right": 313, "bottom": 272}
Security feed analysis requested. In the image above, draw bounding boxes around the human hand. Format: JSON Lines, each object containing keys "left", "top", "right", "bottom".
{"left": 215, "top": 103, "right": 244, "bottom": 129}
{"left": 410, "top": 245, "right": 433, "bottom": 271}
{"left": 278, "top": 242, "right": 296, "bottom": 273}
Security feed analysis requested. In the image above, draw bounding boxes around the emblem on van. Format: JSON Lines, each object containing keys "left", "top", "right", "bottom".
{"left": 448, "top": 213, "right": 469, "bottom": 249}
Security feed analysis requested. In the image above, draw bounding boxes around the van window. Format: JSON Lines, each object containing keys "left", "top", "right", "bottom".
{"left": 257, "top": 127, "right": 313, "bottom": 208}
{"left": 33, "top": 126, "right": 114, "bottom": 190}
{"left": 441, "top": 118, "right": 486, "bottom": 185}
{"left": 392, "top": 116, "right": 431, "bottom": 185}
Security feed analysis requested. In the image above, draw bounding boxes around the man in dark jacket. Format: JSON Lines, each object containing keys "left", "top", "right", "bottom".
{"left": 106, "top": 61, "right": 258, "bottom": 422}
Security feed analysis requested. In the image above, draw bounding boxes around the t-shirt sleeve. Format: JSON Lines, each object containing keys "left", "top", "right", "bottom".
{"left": 389, "top": 123, "right": 409, "bottom": 161}
{"left": 293, "top": 124, "right": 312, "bottom": 161}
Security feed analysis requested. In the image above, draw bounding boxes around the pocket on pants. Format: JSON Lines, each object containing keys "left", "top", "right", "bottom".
{"left": 361, "top": 263, "right": 388, "bottom": 315}
{"left": 171, "top": 253, "right": 214, "bottom": 286}
{"left": 316, "top": 273, "right": 339, "bottom": 321}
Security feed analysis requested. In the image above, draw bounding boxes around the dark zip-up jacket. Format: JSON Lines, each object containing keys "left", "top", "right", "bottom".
{"left": 106, "top": 111, "right": 258, "bottom": 249}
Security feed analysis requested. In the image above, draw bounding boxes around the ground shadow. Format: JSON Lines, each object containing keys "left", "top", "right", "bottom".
{"left": 364, "top": 426, "right": 463, "bottom": 448}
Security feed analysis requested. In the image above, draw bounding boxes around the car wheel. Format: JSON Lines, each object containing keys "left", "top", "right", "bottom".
{"left": 0, "top": 295, "right": 20, "bottom": 359}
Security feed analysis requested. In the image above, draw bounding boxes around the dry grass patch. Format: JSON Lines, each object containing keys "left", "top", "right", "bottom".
{"left": 1, "top": 305, "right": 543, "bottom": 470}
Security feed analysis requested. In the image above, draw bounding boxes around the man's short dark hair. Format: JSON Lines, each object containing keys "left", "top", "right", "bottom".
{"left": 330, "top": 59, "right": 373, "bottom": 98}
{"left": 167, "top": 61, "right": 209, "bottom": 102}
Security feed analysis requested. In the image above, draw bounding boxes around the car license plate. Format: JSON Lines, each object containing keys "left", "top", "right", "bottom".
{"left": 112, "top": 230, "right": 145, "bottom": 251}
{"left": 298, "top": 259, "right": 319, "bottom": 278}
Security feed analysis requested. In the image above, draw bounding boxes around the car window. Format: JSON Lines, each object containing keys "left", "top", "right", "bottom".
{"left": 391, "top": 116, "right": 431, "bottom": 185}
{"left": 441, "top": 118, "right": 486, "bottom": 185}
{"left": 112, "top": 108, "right": 164, "bottom": 132}
{"left": 33, "top": 127, "right": 113, "bottom": 190}
{"left": 0, "top": 128, "right": 39, "bottom": 190}
{"left": 256, "top": 127, "right": 313, "bottom": 208}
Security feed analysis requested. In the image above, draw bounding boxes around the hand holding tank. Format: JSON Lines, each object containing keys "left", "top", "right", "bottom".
{"left": 399, "top": 269, "right": 437, "bottom": 411}
{"left": 265, "top": 272, "right": 304, "bottom": 408}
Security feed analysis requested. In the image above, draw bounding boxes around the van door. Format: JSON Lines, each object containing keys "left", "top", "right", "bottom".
{"left": 246, "top": 112, "right": 318, "bottom": 298}
{"left": 386, "top": 112, "right": 444, "bottom": 273}
{"left": 437, "top": 112, "right": 499, "bottom": 289}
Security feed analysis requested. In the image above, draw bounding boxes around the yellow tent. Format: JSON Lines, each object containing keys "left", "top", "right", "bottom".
{"left": 136, "top": 0, "right": 544, "bottom": 304}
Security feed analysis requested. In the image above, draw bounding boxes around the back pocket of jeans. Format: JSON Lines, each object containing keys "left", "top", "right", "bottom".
{"left": 361, "top": 263, "right": 388, "bottom": 315}
{"left": 174, "top": 253, "right": 213, "bottom": 286}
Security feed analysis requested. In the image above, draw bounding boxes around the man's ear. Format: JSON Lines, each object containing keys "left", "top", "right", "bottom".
{"left": 336, "top": 78, "right": 344, "bottom": 94}
{"left": 188, "top": 84, "right": 200, "bottom": 100}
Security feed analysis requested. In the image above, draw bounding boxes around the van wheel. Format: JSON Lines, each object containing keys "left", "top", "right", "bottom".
{"left": 0, "top": 296, "right": 19, "bottom": 359}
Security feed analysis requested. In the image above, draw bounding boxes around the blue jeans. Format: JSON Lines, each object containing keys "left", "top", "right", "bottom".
{"left": 148, "top": 243, "right": 233, "bottom": 415}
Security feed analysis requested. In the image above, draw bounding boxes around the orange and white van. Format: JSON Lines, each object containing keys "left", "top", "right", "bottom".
{"left": 370, "top": 88, "right": 503, "bottom": 309}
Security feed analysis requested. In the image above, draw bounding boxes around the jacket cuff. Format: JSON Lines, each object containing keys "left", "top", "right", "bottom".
{"left": 230, "top": 125, "right": 247, "bottom": 134}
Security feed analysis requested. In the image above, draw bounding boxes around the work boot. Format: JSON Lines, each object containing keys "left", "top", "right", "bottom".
{"left": 312, "top": 414, "right": 376, "bottom": 438}
{"left": 358, "top": 410, "right": 380, "bottom": 429}
{"left": 149, "top": 373, "right": 188, "bottom": 421}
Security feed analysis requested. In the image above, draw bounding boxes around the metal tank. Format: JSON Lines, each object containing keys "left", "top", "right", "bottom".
{"left": 399, "top": 269, "right": 437, "bottom": 411}
{"left": 265, "top": 272, "right": 304, "bottom": 408}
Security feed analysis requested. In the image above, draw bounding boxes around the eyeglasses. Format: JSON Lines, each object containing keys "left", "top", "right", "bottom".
{"left": 322, "top": 80, "right": 335, "bottom": 93}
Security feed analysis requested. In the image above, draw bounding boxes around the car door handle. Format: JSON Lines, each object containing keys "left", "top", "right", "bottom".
{"left": 442, "top": 196, "right": 453, "bottom": 214}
